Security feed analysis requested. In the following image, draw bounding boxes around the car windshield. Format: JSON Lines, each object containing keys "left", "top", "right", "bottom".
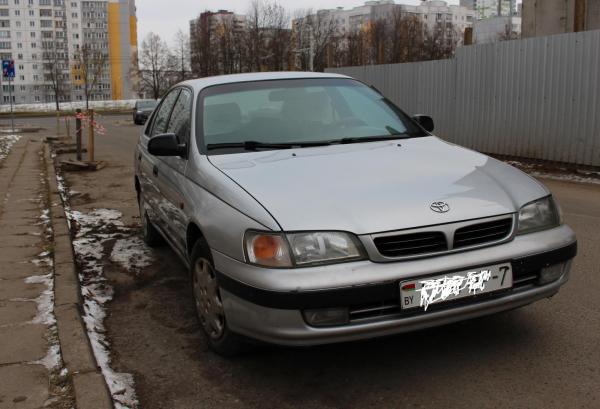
{"left": 199, "top": 78, "right": 426, "bottom": 153}
{"left": 138, "top": 100, "right": 158, "bottom": 109}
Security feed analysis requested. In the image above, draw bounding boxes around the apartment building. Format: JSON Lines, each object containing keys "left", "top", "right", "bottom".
{"left": 296, "top": 1, "right": 476, "bottom": 41}
{"left": 0, "top": 0, "right": 137, "bottom": 105}
{"left": 460, "top": 0, "right": 517, "bottom": 19}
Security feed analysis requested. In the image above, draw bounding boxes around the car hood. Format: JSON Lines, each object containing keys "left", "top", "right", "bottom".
{"left": 208, "top": 137, "right": 548, "bottom": 234}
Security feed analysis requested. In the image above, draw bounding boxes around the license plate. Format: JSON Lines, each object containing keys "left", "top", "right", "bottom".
{"left": 400, "top": 263, "right": 513, "bottom": 311}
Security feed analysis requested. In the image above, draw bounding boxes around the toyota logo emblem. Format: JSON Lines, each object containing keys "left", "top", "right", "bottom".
{"left": 430, "top": 201, "right": 450, "bottom": 213}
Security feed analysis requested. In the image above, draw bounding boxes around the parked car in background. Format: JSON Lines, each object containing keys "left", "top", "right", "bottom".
{"left": 135, "top": 72, "right": 577, "bottom": 356}
{"left": 133, "top": 99, "right": 159, "bottom": 125}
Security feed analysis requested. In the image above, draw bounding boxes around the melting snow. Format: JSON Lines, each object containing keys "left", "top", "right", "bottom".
{"left": 0, "top": 134, "right": 21, "bottom": 162}
{"left": 55, "top": 173, "right": 142, "bottom": 409}
{"left": 110, "top": 237, "right": 154, "bottom": 272}
{"left": 0, "top": 100, "right": 137, "bottom": 114}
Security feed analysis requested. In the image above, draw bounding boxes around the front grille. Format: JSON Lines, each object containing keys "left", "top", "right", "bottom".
{"left": 374, "top": 232, "right": 447, "bottom": 257}
{"left": 453, "top": 218, "right": 512, "bottom": 249}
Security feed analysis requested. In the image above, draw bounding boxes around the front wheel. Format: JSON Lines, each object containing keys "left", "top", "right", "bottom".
{"left": 190, "top": 239, "right": 248, "bottom": 356}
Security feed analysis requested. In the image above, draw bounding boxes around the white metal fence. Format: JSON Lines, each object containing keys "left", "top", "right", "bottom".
{"left": 327, "top": 30, "right": 600, "bottom": 167}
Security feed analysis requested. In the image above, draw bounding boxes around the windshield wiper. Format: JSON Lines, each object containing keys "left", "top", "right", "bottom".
{"left": 206, "top": 140, "right": 333, "bottom": 151}
{"left": 336, "top": 134, "right": 411, "bottom": 145}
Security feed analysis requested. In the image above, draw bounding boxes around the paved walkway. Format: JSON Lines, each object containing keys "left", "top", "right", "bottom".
{"left": 0, "top": 136, "right": 66, "bottom": 408}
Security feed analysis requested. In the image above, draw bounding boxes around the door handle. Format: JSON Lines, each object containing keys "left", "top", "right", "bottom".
{"left": 152, "top": 165, "right": 159, "bottom": 176}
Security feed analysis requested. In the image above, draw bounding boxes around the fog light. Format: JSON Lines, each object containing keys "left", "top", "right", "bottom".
{"left": 539, "top": 262, "right": 569, "bottom": 284}
{"left": 303, "top": 308, "right": 349, "bottom": 327}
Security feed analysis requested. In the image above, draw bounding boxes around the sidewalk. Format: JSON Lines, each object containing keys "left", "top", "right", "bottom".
{"left": 0, "top": 132, "right": 115, "bottom": 409}
{"left": 0, "top": 136, "right": 63, "bottom": 407}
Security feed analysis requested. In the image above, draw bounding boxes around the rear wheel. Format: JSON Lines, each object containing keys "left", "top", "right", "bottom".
{"left": 190, "top": 239, "right": 247, "bottom": 356}
{"left": 138, "top": 193, "right": 164, "bottom": 247}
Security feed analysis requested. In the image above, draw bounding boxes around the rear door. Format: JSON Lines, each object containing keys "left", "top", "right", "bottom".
{"left": 137, "top": 89, "right": 181, "bottom": 233}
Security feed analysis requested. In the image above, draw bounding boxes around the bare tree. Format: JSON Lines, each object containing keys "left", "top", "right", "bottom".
{"left": 247, "top": 0, "right": 268, "bottom": 71}
{"left": 366, "top": 19, "right": 387, "bottom": 65}
{"left": 190, "top": 11, "right": 217, "bottom": 77}
{"left": 172, "top": 30, "right": 191, "bottom": 82}
{"left": 42, "top": 43, "right": 70, "bottom": 111}
{"left": 293, "top": 9, "right": 339, "bottom": 71}
{"left": 138, "top": 32, "right": 172, "bottom": 99}
{"left": 262, "top": 2, "right": 290, "bottom": 71}
{"left": 73, "top": 44, "right": 108, "bottom": 111}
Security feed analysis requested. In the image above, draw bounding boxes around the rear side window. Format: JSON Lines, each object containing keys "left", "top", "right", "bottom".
{"left": 150, "top": 90, "right": 180, "bottom": 137}
{"left": 166, "top": 89, "right": 192, "bottom": 144}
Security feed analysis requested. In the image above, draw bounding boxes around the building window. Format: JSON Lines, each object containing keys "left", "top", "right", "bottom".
{"left": 19, "top": 74, "right": 24, "bottom": 80}
{"left": 0, "top": 30, "right": 9, "bottom": 38}
{"left": 0, "top": 41, "right": 10, "bottom": 49}
{"left": 39, "top": 0, "right": 51, "bottom": 5}
{"left": 0, "top": 10, "right": 8, "bottom": 17}
{"left": 14, "top": 10, "right": 20, "bottom": 16}
{"left": 28, "top": 10, "right": 34, "bottom": 16}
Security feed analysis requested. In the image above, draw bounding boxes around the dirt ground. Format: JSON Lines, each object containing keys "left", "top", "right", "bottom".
{"left": 23, "top": 114, "right": 600, "bottom": 409}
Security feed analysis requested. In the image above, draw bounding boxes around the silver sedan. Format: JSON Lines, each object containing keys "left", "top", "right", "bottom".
{"left": 135, "top": 72, "right": 577, "bottom": 355}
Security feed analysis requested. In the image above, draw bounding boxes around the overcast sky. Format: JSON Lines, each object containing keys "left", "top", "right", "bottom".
{"left": 137, "top": 0, "right": 457, "bottom": 47}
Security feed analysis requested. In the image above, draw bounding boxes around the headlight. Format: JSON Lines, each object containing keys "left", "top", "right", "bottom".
{"left": 245, "top": 231, "right": 364, "bottom": 267}
{"left": 287, "top": 232, "right": 364, "bottom": 266}
{"left": 517, "top": 196, "right": 560, "bottom": 234}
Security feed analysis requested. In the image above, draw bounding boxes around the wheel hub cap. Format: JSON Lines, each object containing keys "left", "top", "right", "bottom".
{"left": 192, "top": 258, "right": 225, "bottom": 340}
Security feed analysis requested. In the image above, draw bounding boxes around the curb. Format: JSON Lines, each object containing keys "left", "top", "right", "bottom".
{"left": 44, "top": 144, "right": 114, "bottom": 409}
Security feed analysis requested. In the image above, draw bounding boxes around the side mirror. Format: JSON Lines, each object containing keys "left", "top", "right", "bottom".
{"left": 412, "top": 115, "right": 434, "bottom": 132}
{"left": 147, "top": 133, "right": 187, "bottom": 157}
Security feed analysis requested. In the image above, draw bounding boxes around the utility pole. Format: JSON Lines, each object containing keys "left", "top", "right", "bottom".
{"left": 8, "top": 76, "right": 14, "bottom": 132}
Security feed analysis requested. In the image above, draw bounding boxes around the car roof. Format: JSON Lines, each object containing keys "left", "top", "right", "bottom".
{"left": 178, "top": 71, "right": 353, "bottom": 93}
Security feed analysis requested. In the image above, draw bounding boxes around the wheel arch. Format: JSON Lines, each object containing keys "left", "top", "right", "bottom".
{"left": 186, "top": 222, "right": 206, "bottom": 258}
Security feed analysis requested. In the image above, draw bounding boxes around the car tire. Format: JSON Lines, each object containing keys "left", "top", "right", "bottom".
{"left": 138, "top": 194, "right": 164, "bottom": 247}
{"left": 190, "top": 239, "right": 248, "bottom": 356}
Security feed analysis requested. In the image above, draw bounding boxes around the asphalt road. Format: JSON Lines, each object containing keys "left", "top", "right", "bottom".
{"left": 15, "top": 114, "right": 600, "bottom": 409}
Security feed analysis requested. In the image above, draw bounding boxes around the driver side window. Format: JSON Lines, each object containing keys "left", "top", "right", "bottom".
{"left": 150, "top": 89, "right": 181, "bottom": 137}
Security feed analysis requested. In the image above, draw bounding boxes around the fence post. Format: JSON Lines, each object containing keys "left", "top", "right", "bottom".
{"left": 75, "top": 109, "right": 82, "bottom": 161}
{"left": 88, "top": 109, "right": 94, "bottom": 162}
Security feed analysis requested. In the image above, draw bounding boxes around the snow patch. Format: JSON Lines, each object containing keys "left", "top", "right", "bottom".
{"left": 55, "top": 173, "right": 141, "bottom": 409}
{"left": 110, "top": 237, "right": 154, "bottom": 272}
{"left": 0, "top": 99, "right": 137, "bottom": 114}
{"left": 31, "top": 344, "right": 62, "bottom": 371}
{"left": 0, "top": 134, "right": 21, "bottom": 162}
{"left": 506, "top": 160, "right": 600, "bottom": 185}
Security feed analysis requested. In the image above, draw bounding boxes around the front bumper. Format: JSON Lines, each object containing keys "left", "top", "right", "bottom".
{"left": 214, "top": 225, "right": 577, "bottom": 346}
